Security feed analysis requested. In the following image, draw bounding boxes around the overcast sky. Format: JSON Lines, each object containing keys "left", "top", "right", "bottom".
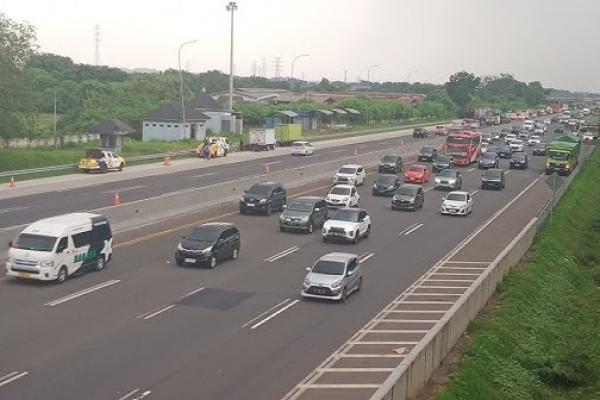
{"left": 3, "top": 0, "right": 599, "bottom": 92}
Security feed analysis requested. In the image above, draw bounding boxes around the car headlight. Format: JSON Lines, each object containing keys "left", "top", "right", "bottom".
{"left": 300, "top": 216, "right": 309, "bottom": 223}
{"left": 348, "top": 230, "right": 355, "bottom": 237}
{"left": 259, "top": 198, "right": 267, "bottom": 204}
{"left": 177, "top": 243, "right": 184, "bottom": 251}
{"left": 435, "top": 177, "right": 441, "bottom": 183}
{"left": 202, "top": 246, "right": 213, "bottom": 254}
{"left": 331, "top": 279, "right": 343, "bottom": 289}
{"left": 408, "top": 198, "right": 415, "bottom": 203}
{"left": 240, "top": 197, "right": 246, "bottom": 202}
{"left": 40, "top": 260, "right": 54, "bottom": 268}
{"left": 303, "top": 277, "right": 311, "bottom": 287}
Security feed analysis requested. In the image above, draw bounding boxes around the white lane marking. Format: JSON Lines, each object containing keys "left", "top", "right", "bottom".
{"left": 505, "top": 170, "right": 512, "bottom": 175}
{"left": 264, "top": 246, "right": 300, "bottom": 263}
{"left": 102, "top": 185, "right": 146, "bottom": 194}
{"left": 444, "top": 261, "right": 489, "bottom": 264}
{"left": 250, "top": 299, "right": 300, "bottom": 330}
{"left": 466, "top": 167, "right": 476, "bottom": 172}
{"left": 133, "top": 390, "right": 151, "bottom": 400}
{"left": 117, "top": 389, "right": 140, "bottom": 400}
{"left": 317, "top": 367, "right": 395, "bottom": 372}
{"left": 332, "top": 149, "right": 346, "bottom": 153}
{"left": 265, "top": 161, "right": 282, "bottom": 165}
{"left": 539, "top": 172, "right": 546, "bottom": 178}
{"left": 299, "top": 384, "right": 380, "bottom": 389}
{"left": 140, "top": 305, "right": 175, "bottom": 320}
{"left": 0, "top": 371, "right": 19, "bottom": 383}
{"left": 45, "top": 279, "right": 121, "bottom": 307}
{"left": 358, "top": 253, "right": 375, "bottom": 263}
{"left": 402, "top": 223, "right": 424, "bottom": 236}
{"left": 423, "top": 187, "right": 433, "bottom": 192}
{"left": 336, "top": 354, "right": 406, "bottom": 358}
{"left": 0, "top": 206, "right": 30, "bottom": 215}
{"left": 242, "top": 298, "right": 291, "bottom": 328}
{"left": 180, "top": 287, "right": 205, "bottom": 299}
{"left": 470, "top": 189, "right": 479, "bottom": 196}
{"left": 0, "top": 371, "right": 28, "bottom": 388}
{"left": 191, "top": 172, "right": 216, "bottom": 178}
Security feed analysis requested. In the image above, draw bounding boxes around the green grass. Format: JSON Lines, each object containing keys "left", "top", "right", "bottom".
{"left": 437, "top": 147, "right": 600, "bottom": 400}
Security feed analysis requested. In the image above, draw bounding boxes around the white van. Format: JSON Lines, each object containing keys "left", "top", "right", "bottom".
{"left": 6, "top": 213, "right": 113, "bottom": 283}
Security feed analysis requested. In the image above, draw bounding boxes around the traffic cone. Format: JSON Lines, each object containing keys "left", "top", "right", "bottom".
{"left": 263, "top": 163, "right": 271, "bottom": 174}
{"left": 113, "top": 192, "right": 122, "bottom": 206}
{"left": 163, "top": 156, "right": 172, "bottom": 166}
{"left": 354, "top": 148, "right": 358, "bottom": 156}
{"left": 8, "top": 176, "right": 15, "bottom": 188}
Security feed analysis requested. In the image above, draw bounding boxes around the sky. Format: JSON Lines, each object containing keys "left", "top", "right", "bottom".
{"left": 2, "top": 0, "right": 599, "bottom": 92}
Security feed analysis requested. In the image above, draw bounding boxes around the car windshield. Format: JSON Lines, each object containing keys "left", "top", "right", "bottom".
{"left": 248, "top": 184, "right": 273, "bottom": 195}
{"left": 286, "top": 200, "right": 314, "bottom": 212}
{"left": 381, "top": 156, "right": 398, "bottom": 163}
{"left": 396, "top": 186, "right": 417, "bottom": 196}
{"left": 482, "top": 153, "right": 496, "bottom": 160}
{"left": 548, "top": 150, "right": 569, "bottom": 160}
{"left": 438, "top": 170, "right": 456, "bottom": 178}
{"left": 188, "top": 228, "right": 221, "bottom": 242}
{"left": 512, "top": 154, "right": 526, "bottom": 160}
{"left": 446, "top": 193, "right": 466, "bottom": 201}
{"left": 436, "top": 156, "right": 451, "bottom": 163}
{"left": 376, "top": 176, "right": 396, "bottom": 184}
{"left": 447, "top": 136, "right": 470, "bottom": 144}
{"left": 13, "top": 233, "right": 57, "bottom": 252}
{"left": 331, "top": 209, "right": 360, "bottom": 222}
{"left": 420, "top": 147, "right": 433, "bottom": 153}
{"left": 409, "top": 165, "right": 425, "bottom": 172}
{"left": 291, "top": 142, "right": 306, "bottom": 148}
{"left": 338, "top": 167, "right": 357, "bottom": 174}
{"left": 330, "top": 186, "right": 351, "bottom": 195}
{"left": 312, "top": 260, "right": 345, "bottom": 275}
{"left": 484, "top": 170, "right": 502, "bottom": 177}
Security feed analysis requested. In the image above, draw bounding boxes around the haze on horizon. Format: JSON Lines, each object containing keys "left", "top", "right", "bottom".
{"left": 3, "top": 0, "right": 599, "bottom": 93}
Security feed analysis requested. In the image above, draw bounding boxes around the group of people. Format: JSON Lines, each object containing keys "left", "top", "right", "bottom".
{"left": 199, "top": 137, "right": 230, "bottom": 160}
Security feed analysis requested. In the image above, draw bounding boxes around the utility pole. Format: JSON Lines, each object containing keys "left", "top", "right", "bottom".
{"left": 53, "top": 92, "right": 58, "bottom": 148}
{"left": 226, "top": 1, "right": 238, "bottom": 112}
{"left": 94, "top": 25, "right": 101, "bottom": 66}
{"left": 367, "top": 64, "right": 380, "bottom": 83}
{"left": 344, "top": 70, "right": 347, "bottom": 84}
{"left": 273, "top": 57, "right": 282, "bottom": 79}
{"left": 178, "top": 40, "right": 198, "bottom": 140}
{"left": 261, "top": 57, "right": 267, "bottom": 78}
{"left": 291, "top": 54, "right": 309, "bottom": 91}
{"left": 251, "top": 61, "right": 257, "bottom": 76}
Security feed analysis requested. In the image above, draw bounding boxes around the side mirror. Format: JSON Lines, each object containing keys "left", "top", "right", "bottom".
{"left": 305, "top": 267, "right": 310, "bottom": 272}
{"left": 441, "top": 197, "right": 445, "bottom": 201}
{"left": 56, "top": 247, "right": 64, "bottom": 254}
{"left": 8, "top": 241, "right": 12, "bottom": 248}
{"left": 347, "top": 270, "right": 354, "bottom": 277}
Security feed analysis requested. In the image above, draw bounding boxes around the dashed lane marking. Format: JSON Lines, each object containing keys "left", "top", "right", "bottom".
{"left": 45, "top": 280, "right": 121, "bottom": 307}
{"left": 264, "top": 246, "right": 300, "bottom": 263}
{"left": 250, "top": 299, "right": 300, "bottom": 330}
{"left": 0, "top": 371, "right": 29, "bottom": 388}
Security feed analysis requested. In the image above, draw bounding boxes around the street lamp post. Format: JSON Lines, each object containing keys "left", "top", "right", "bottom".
{"left": 178, "top": 39, "right": 198, "bottom": 139}
{"left": 226, "top": 1, "right": 238, "bottom": 112}
{"left": 291, "top": 54, "right": 310, "bottom": 91}
{"left": 367, "top": 64, "right": 380, "bottom": 83}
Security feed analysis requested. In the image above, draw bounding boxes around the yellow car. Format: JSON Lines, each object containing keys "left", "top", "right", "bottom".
{"left": 78, "top": 148, "right": 125, "bottom": 173}
{"left": 195, "top": 137, "right": 231, "bottom": 158}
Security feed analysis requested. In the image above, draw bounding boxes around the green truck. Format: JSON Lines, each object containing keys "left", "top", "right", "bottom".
{"left": 275, "top": 124, "right": 303, "bottom": 145}
{"left": 545, "top": 134, "right": 581, "bottom": 175}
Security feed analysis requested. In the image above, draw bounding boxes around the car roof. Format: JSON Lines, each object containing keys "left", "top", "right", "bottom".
{"left": 335, "top": 207, "right": 363, "bottom": 213}
{"left": 377, "top": 174, "right": 398, "bottom": 179}
{"left": 448, "top": 190, "right": 469, "bottom": 196}
{"left": 292, "top": 196, "right": 323, "bottom": 203}
{"left": 194, "top": 222, "right": 236, "bottom": 232}
{"left": 400, "top": 183, "right": 420, "bottom": 190}
{"left": 318, "top": 252, "right": 358, "bottom": 263}
{"left": 331, "top": 184, "right": 355, "bottom": 190}
{"left": 382, "top": 154, "right": 401, "bottom": 158}
{"left": 252, "top": 181, "right": 280, "bottom": 187}
{"left": 484, "top": 168, "right": 503, "bottom": 174}
{"left": 340, "top": 164, "right": 362, "bottom": 169}
{"left": 409, "top": 163, "right": 427, "bottom": 169}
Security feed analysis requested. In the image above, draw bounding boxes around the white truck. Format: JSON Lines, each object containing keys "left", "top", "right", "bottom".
{"left": 248, "top": 128, "right": 276, "bottom": 151}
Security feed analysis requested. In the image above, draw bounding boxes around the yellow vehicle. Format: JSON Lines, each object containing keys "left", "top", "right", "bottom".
{"left": 195, "top": 137, "right": 231, "bottom": 158}
{"left": 78, "top": 148, "right": 125, "bottom": 173}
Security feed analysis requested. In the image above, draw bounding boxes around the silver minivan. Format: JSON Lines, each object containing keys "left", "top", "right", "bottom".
{"left": 301, "top": 252, "right": 362, "bottom": 302}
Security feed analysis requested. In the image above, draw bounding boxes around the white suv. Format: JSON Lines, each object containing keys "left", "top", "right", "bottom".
{"left": 333, "top": 164, "right": 366, "bottom": 186}
{"left": 326, "top": 184, "right": 360, "bottom": 208}
{"left": 322, "top": 208, "right": 371, "bottom": 244}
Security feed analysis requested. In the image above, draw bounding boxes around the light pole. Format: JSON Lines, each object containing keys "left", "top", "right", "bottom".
{"left": 367, "top": 64, "right": 380, "bottom": 83}
{"left": 226, "top": 1, "right": 238, "bottom": 112}
{"left": 178, "top": 39, "right": 198, "bottom": 139}
{"left": 291, "top": 54, "right": 310, "bottom": 91}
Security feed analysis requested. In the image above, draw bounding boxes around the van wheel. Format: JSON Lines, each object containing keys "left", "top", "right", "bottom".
{"left": 95, "top": 256, "right": 106, "bottom": 272}
{"left": 56, "top": 267, "right": 68, "bottom": 284}
{"left": 356, "top": 277, "right": 363, "bottom": 292}
{"left": 119, "top": 163, "right": 124, "bottom": 172}
{"left": 209, "top": 256, "right": 217, "bottom": 269}
{"left": 364, "top": 225, "right": 371, "bottom": 238}
{"left": 232, "top": 248, "right": 239, "bottom": 260}
{"left": 353, "top": 231, "right": 360, "bottom": 244}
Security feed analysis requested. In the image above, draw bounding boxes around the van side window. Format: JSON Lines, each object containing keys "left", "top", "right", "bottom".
{"left": 72, "top": 232, "right": 91, "bottom": 248}
{"left": 348, "top": 258, "right": 359, "bottom": 272}
{"left": 56, "top": 237, "right": 68, "bottom": 253}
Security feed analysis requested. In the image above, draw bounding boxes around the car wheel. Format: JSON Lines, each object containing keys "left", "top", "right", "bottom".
{"left": 356, "top": 277, "right": 363, "bottom": 292}
{"left": 95, "top": 256, "right": 106, "bottom": 272}
{"left": 322, "top": 236, "right": 329, "bottom": 243}
{"left": 208, "top": 256, "right": 217, "bottom": 269}
{"left": 239, "top": 207, "right": 246, "bottom": 215}
{"left": 266, "top": 203, "right": 272, "bottom": 216}
{"left": 232, "top": 247, "right": 239, "bottom": 260}
{"left": 279, "top": 226, "right": 286, "bottom": 232}
{"left": 364, "top": 225, "right": 371, "bottom": 238}
{"left": 119, "top": 163, "right": 124, "bottom": 172}
{"left": 353, "top": 231, "right": 360, "bottom": 244}
{"left": 307, "top": 222, "right": 314, "bottom": 234}
{"left": 56, "top": 266, "right": 68, "bottom": 284}
{"left": 340, "top": 287, "right": 348, "bottom": 303}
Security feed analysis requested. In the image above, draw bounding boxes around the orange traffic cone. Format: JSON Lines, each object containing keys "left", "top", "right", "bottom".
{"left": 164, "top": 156, "right": 172, "bottom": 166}
{"left": 354, "top": 148, "right": 358, "bottom": 156}
{"left": 113, "top": 192, "right": 122, "bottom": 206}
{"left": 263, "top": 163, "right": 271, "bottom": 174}
{"left": 8, "top": 176, "right": 16, "bottom": 188}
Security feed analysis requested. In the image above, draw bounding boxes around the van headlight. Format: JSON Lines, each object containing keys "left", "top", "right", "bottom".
{"left": 40, "top": 260, "right": 54, "bottom": 268}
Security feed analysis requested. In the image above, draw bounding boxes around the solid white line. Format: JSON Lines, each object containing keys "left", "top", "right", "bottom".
{"left": 425, "top": 279, "right": 475, "bottom": 283}
{"left": 361, "top": 329, "right": 430, "bottom": 333}
{"left": 299, "top": 384, "right": 380, "bottom": 389}
{"left": 395, "top": 300, "right": 454, "bottom": 304}
{"left": 432, "top": 272, "right": 481, "bottom": 276}
{"left": 358, "top": 253, "right": 375, "bottom": 263}
{"left": 444, "top": 261, "right": 489, "bottom": 264}
{"left": 117, "top": 389, "right": 140, "bottom": 400}
{"left": 466, "top": 167, "right": 476, "bottom": 172}
{"left": 336, "top": 354, "right": 406, "bottom": 358}
{"left": 0, "top": 371, "right": 28, "bottom": 388}
{"left": 264, "top": 246, "right": 300, "bottom": 263}
{"left": 103, "top": 185, "right": 146, "bottom": 194}
{"left": 136, "top": 390, "right": 152, "bottom": 399}
{"left": 0, "top": 206, "right": 30, "bottom": 215}
{"left": 350, "top": 341, "right": 419, "bottom": 345}
{"left": 417, "top": 285, "right": 469, "bottom": 290}
{"left": 402, "top": 223, "right": 424, "bottom": 236}
{"left": 374, "top": 319, "right": 439, "bottom": 323}
{"left": 191, "top": 172, "right": 216, "bottom": 178}
{"left": 180, "top": 287, "right": 205, "bottom": 299}
{"left": 332, "top": 149, "right": 346, "bottom": 153}
{"left": 384, "top": 310, "right": 446, "bottom": 314}
{"left": 242, "top": 298, "right": 291, "bottom": 328}
{"left": 470, "top": 189, "right": 479, "bottom": 196}
{"left": 251, "top": 299, "right": 299, "bottom": 330}
{"left": 399, "top": 223, "right": 420, "bottom": 235}
{"left": 142, "top": 305, "right": 175, "bottom": 320}
{"left": 317, "top": 368, "right": 395, "bottom": 372}
{"left": 0, "top": 371, "right": 19, "bottom": 383}
{"left": 45, "top": 280, "right": 121, "bottom": 307}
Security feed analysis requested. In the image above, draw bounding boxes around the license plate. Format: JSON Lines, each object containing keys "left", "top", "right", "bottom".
{"left": 246, "top": 203, "right": 255, "bottom": 207}
{"left": 18, "top": 272, "right": 31, "bottom": 279}
{"left": 184, "top": 258, "right": 196, "bottom": 263}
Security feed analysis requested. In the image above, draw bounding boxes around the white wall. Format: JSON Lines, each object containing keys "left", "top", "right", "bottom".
{"left": 142, "top": 120, "right": 188, "bottom": 142}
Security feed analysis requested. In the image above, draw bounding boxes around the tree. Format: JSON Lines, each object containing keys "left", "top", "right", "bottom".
{"left": 317, "top": 78, "right": 334, "bottom": 92}
{"left": 0, "top": 13, "right": 38, "bottom": 138}
{"left": 444, "top": 71, "right": 481, "bottom": 114}
{"left": 525, "top": 81, "right": 545, "bottom": 107}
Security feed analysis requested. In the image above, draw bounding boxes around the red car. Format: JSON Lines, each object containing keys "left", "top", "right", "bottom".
{"left": 404, "top": 164, "right": 431, "bottom": 183}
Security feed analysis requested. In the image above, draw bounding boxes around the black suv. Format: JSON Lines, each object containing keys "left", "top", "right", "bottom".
{"left": 372, "top": 174, "right": 402, "bottom": 196}
{"left": 432, "top": 155, "right": 453, "bottom": 172}
{"left": 279, "top": 196, "right": 327, "bottom": 234}
{"left": 418, "top": 146, "right": 438, "bottom": 162}
{"left": 481, "top": 168, "right": 506, "bottom": 190}
{"left": 413, "top": 128, "right": 428, "bottom": 138}
{"left": 509, "top": 152, "right": 529, "bottom": 169}
{"left": 391, "top": 184, "right": 425, "bottom": 211}
{"left": 175, "top": 223, "right": 240, "bottom": 268}
{"left": 240, "top": 182, "right": 287, "bottom": 215}
{"left": 378, "top": 155, "right": 403, "bottom": 174}
{"left": 478, "top": 152, "right": 499, "bottom": 169}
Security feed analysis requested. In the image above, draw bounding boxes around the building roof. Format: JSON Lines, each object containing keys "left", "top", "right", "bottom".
{"left": 345, "top": 108, "right": 361, "bottom": 115}
{"left": 277, "top": 110, "right": 299, "bottom": 118}
{"left": 143, "top": 103, "right": 210, "bottom": 122}
{"left": 88, "top": 119, "right": 134, "bottom": 136}
{"left": 316, "top": 109, "right": 334, "bottom": 116}
{"left": 332, "top": 108, "right": 348, "bottom": 114}
{"left": 189, "top": 92, "right": 225, "bottom": 111}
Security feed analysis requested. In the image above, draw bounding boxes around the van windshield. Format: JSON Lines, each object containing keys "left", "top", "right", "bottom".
{"left": 13, "top": 233, "right": 57, "bottom": 252}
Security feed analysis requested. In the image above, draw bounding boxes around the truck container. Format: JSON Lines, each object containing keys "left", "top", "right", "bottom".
{"left": 275, "top": 124, "right": 303, "bottom": 145}
{"left": 248, "top": 128, "right": 276, "bottom": 151}
{"left": 545, "top": 134, "right": 581, "bottom": 175}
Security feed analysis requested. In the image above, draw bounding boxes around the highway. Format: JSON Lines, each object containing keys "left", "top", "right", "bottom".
{"left": 0, "top": 126, "right": 559, "bottom": 400}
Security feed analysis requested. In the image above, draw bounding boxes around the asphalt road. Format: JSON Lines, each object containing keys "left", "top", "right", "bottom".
{"left": 0, "top": 126, "right": 559, "bottom": 400}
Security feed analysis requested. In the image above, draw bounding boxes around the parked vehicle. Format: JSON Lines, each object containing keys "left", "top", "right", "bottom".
{"left": 248, "top": 129, "right": 276, "bottom": 151}
{"left": 175, "top": 223, "right": 240, "bottom": 268}
{"left": 434, "top": 169, "right": 463, "bottom": 191}
{"left": 404, "top": 164, "right": 431, "bottom": 183}
{"left": 239, "top": 182, "right": 287, "bottom": 215}
{"left": 279, "top": 197, "right": 327, "bottom": 233}
{"left": 418, "top": 146, "right": 438, "bottom": 162}
{"left": 301, "top": 252, "right": 362, "bottom": 302}
{"left": 440, "top": 191, "right": 473, "bottom": 216}
{"left": 6, "top": 213, "right": 113, "bottom": 283}
{"left": 481, "top": 168, "right": 506, "bottom": 190}
{"left": 432, "top": 155, "right": 453, "bottom": 172}
{"left": 322, "top": 208, "right": 371, "bottom": 244}
{"left": 372, "top": 174, "right": 402, "bottom": 196}
{"left": 78, "top": 148, "right": 125, "bottom": 173}
{"left": 523, "top": 119, "right": 534, "bottom": 131}
{"left": 326, "top": 184, "right": 360, "bottom": 208}
{"left": 378, "top": 155, "right": 403, "bottom": 174}
{"left": 391, "top": 184, "right": 424, "bottom": 211}
{"left": 478, "top": 152, "right": 499, "bottom": 169}
{"left": 333, "top": 164, "right": 366, "bottom": 186}
{"left": 275, "top": 124, "right": 303, "bottom": 145}
{"left": 291, "top": 141, "right": 315, "bottom": 156}
{"left": 412, "top": 128, "right": 429, "bottom": 138}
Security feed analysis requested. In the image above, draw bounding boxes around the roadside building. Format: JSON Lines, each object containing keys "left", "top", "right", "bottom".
{"left": 88, "top": 119, "right": 134, "bottom": 151}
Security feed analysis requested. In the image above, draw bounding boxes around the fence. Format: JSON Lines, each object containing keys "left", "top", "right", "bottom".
{"left": 0, "top": 134, "right": 100, "bottom": 149}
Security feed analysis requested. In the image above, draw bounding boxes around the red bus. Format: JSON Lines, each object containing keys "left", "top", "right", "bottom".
{"left": 444, "top": 130, "right": 482, "bottom": 166}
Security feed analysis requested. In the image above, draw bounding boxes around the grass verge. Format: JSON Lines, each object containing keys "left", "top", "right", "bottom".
{"left": 436, "top": 146, "right": 600, "bottom": 400}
